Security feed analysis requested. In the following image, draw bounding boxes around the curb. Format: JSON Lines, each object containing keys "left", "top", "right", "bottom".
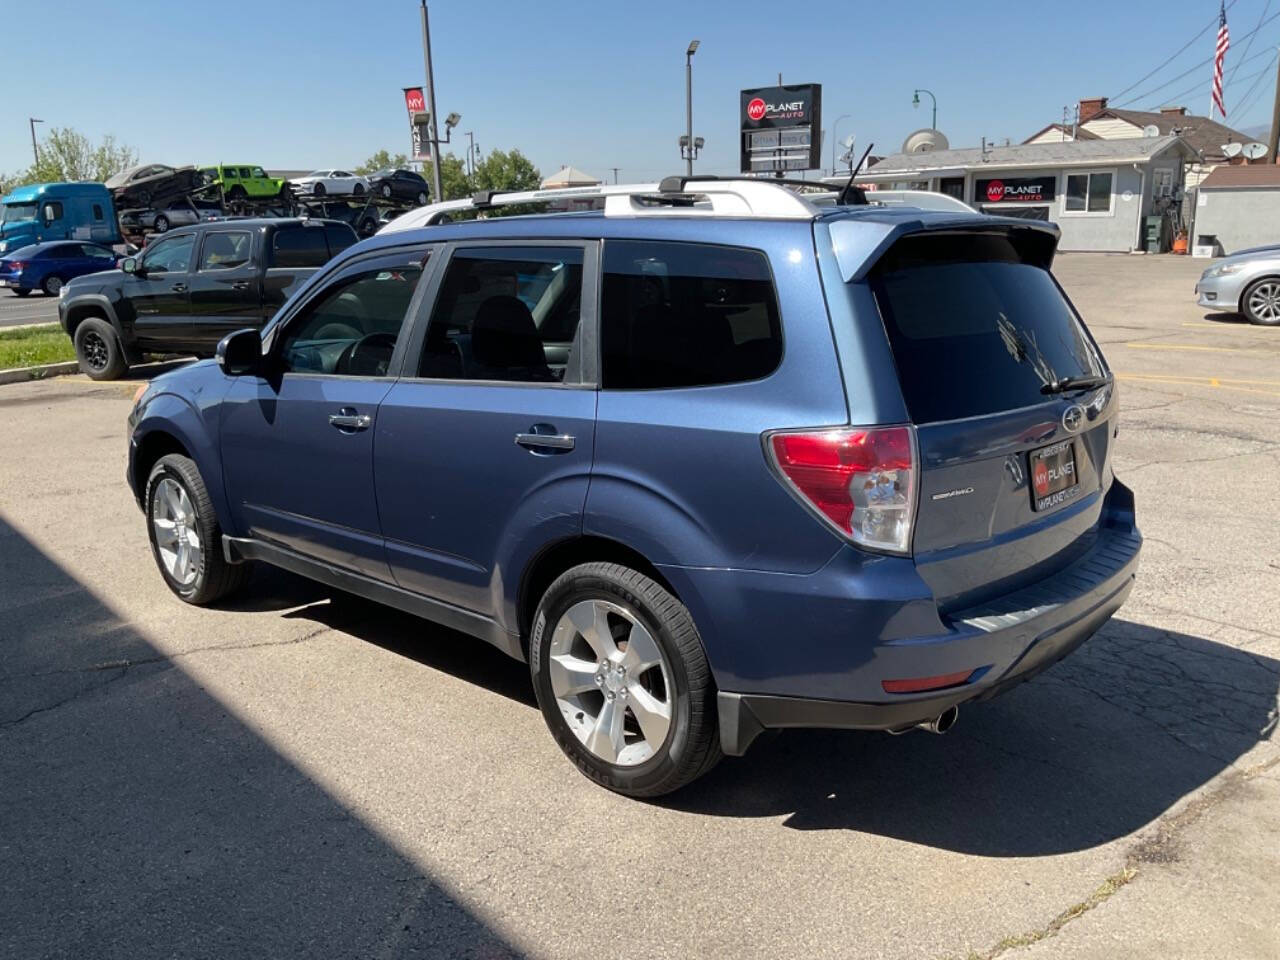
{"left": 0, "top": 360, "right": 81, "bottom": 385}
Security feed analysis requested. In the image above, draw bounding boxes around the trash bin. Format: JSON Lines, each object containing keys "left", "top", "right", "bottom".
{"left": 1193, "top": 233, "right": 1220, "bottom": 258}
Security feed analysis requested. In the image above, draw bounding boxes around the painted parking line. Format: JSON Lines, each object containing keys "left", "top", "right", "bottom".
{"left": 1122, "top": 342, "right": 1265, "bottom": 353}
{"left": 1117, "top": 372, "right": 1280, "bottom": 398}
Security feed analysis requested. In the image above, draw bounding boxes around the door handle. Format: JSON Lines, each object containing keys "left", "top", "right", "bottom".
{"left": 231, "top": 280, "right": 250, "bottom": 291}
{"left": 171, "top": 282, "right": 187, "bottom": 293}
{"left": 515, "top": 431, "right": 575, "bottom": 451}
{"left": 329, "top": 407, "right": 372, "bottom": 432}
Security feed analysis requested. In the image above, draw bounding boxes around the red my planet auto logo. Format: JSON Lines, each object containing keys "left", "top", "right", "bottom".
{"left": 986, "top": 180, "right": 1006, "bottom": 203}
{"left": 747, "top": 98, "right": 767, "bottom": 121}
{"left": 1033, "top": 459, "right": 1050, "bottom": 496}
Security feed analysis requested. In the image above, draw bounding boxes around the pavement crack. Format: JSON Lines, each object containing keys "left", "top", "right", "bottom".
{"left": 0, "top": 664, "right": 131, "bottom": 730}
{"left": 943, "top": 755, "right": 1280, "bottom": 960}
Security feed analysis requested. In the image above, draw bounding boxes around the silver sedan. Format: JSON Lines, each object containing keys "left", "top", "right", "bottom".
{"left": 1196, "top": 245, "right": 1280, "bottom": 325}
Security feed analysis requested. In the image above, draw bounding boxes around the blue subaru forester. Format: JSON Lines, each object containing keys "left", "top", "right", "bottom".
{"left": 126, "top": 179, "right": 1141, "bottom": 796}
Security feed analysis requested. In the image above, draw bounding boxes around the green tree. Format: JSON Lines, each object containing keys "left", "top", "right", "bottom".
{"left": 28, "top": 127, "right": 138, "bottom": 183}
{"left": 354, "top": 149, "right": 410, "bottom": 175}
{"left": 469, "top": 148, "right": 542, "bottom": 216}
{"left": 438, "top": 153, "right": 471, "bottom": 201}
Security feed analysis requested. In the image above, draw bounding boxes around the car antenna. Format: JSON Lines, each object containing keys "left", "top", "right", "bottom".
{"left": 838, "top": 142, "right": 875, "bottom": 206}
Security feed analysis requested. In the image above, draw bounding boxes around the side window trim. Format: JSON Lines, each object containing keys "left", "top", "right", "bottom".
{"left": 268, "top": 244, "right": 442, "bottom": 381}
{"left": 396, "top": 238, "right": 600, "bottom": 389}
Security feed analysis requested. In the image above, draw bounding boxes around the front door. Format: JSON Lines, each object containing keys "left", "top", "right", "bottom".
{"left": 187, "top": 228, "right": 260, "bottom": 353}
{"left": 220, "top": 247, "right": 431, "bottom": 580}
{"left": 375, "top": 242, "right": 598, "bottom": 624}
{"left": 127, "top": 232, "right": 195, "bottom": 349}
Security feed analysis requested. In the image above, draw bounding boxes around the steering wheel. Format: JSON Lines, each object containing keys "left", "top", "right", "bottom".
{"left": 335, "top": 332, "right": 398, "bottom": 377}
{"left": 313, "top": 322, "right": 363, "bottom": 341}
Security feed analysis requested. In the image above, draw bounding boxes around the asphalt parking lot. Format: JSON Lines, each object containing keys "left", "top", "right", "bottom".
{"left": 1, "top": 253, "right": 1277, "bottom": 960}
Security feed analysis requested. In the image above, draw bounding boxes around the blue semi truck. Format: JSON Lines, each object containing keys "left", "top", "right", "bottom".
{"left": 0, "top": 182, "right": 121, "bottom": 254}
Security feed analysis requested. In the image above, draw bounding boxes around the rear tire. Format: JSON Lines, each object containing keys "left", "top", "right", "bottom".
{"left": 146, "top": 454, "right": 250, "bottom": 605}
{"left": 416, "top": 191, "right": 428, "bottom": 206}
{"left": 73, "top": 316, "right": 127, "bottom": 380}
{"left": 529, "top": 562, "right": 721, "bottom": 797}
{"left": 353, "top": 183, "right": 365, "bottom": 196}
{"left": 1241, "top": 278, "right": 1280, "bottom": 325}
{"left": 42, "top": 274, "right": 65, "bottom": 297}
{"left": 12, "top": 288, "right": 30, "bottom": 298}
{"left": 153, "top": 214, "right": 169, "bottom": 233}
{"left": 380, "top": 183, "right": 392, "bottom": 198}
{"left": 227, "top": 185, "right": 247, "bottom": 203}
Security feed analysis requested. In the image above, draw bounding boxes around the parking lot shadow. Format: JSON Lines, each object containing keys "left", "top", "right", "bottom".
{"left": 664, "top": 618, "right": 1279, "bottom": 855}
{"left": 0, "top": 515, "right": 525, "bottom": 959}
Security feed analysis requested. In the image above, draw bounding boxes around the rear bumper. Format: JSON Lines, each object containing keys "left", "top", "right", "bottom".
{"left": 680, "top": 485, "right": 1141, "bottom": 756}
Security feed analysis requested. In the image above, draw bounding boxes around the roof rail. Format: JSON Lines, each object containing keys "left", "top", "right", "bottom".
{"left": 380, "top": 177, "right": 825, "bottom": 233}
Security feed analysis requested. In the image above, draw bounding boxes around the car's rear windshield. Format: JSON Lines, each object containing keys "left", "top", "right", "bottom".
{"left": 870, "top": 232, "right": 1104, "bottom": 424}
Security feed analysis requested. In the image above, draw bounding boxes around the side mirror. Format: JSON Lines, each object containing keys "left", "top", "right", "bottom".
{"left": 216, "top": 328, "right": 263, "bottom": 377}
{"left": 120, "top": 257, "right": 139, "bottom": 274}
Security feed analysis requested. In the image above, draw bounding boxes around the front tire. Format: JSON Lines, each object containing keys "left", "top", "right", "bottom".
{"left": 146, "top": 454, "right": 250, "bottom": 605}
{"left": 1242, "top": 278, "right": 1280, "bottom": 325}
{"left": 313, "top": 182, "right": 326, "bottom": 197}
{"left": 530, "top": 562, "right": 721, "bottom": 797}
{"left": 380, "top": 183, "right": 392, "bottom": 198}
{"left": 353, "top": 183, "right": 365, "bottom": 196}
{"left": 153, "top": 214, "right": 169, "bottom": 233}
{"left": 416, "top": 190, "right": 428, "bottom": 206}
{"left": 73, "top": 316, "right": 127, "bottom": 380}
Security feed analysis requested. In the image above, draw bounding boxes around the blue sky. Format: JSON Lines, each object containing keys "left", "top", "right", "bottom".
{"left": 9, "top": 0, "right": 1279, "bottom": 182}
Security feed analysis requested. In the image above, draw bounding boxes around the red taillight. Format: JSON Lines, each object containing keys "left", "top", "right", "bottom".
{"left": 881, "top": 669, "right": 975, "bottom": 694}
{"left": 7, "top": 261, "right": 26, "bottom": 271}
{"left": 768, "top": 425, "right": 917, "bottom": 554}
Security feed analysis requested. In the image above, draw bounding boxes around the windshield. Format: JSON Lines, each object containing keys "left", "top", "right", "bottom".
{"left": 2, "top": 203, "right": 37, "bottom": 223}
{"left": 871, "top": 232, "right": 1104, "bottom": 423}
{"left": 306, "top": 170, "right": 328, "bottom": 178}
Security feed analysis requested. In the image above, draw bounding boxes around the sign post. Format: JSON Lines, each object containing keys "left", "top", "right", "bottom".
{"left": 740, "top": 84, "right": 823, "bottom": 176}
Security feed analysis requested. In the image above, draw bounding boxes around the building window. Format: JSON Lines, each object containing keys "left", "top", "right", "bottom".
{"left": 1065, "top": 172, "right": 1113, "bottom": 213}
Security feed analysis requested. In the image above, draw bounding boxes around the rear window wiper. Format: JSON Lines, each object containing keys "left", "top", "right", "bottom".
{"left": 1041, "top": 375, "right": 1110, "bottom": 395}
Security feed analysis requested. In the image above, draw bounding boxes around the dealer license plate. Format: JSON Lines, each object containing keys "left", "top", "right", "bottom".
{"left": 1029, "top": 440, "right": 1079, "bottom": 511}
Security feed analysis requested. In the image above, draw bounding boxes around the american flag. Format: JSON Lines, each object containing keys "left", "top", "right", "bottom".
{"left": 1212, "top": 2, "right": 1230, "bottom": 118}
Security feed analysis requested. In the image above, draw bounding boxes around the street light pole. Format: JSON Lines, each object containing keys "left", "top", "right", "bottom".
{"left": 419, "top": 1, "right": 444, "bottom": 203}
{"left": 685, "top": 40, "right": 699, "bottom": 176}
{"left": 831, "top": 114, "right": 851, "bottom": 175}
{"left": 912, "top": 88, "right": 937, "bottom": 130}
{"left": 29, "top": 118, "right": 43, "bottom": 167}
{"left": 465, "top": 131, "right": 475, "bottom": 178}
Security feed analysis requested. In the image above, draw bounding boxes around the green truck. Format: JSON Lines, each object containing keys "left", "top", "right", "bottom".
{"left": 199, "top": 164, "right": 286, "bottom": 201}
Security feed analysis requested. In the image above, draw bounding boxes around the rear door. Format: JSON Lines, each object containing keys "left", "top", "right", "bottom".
{"left": 187, "top": 228, "right": 259, "bottom": 351}
{"left": 374, "top": 241, "right": 598, "bottom": 618}
{"left": 865, "top": 229, "right": 1114, "bottom": 610}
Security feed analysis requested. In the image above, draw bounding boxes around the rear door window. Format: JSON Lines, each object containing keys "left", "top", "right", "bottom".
{"left": 324, "top": 223, "right": 357, "bottom": 258}
{"left": 870, "top": 233, "right": 1104, "bottom": 423}
{"left": 600, "top": 240, "right": 782, "bottom": 389}
{"left": 271, "top": 227, "right": 331, "bottom": 268}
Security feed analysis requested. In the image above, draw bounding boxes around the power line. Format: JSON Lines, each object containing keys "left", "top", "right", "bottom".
{"left": 1147, "top": 55, "right": 1276, "bottom": 110}
{"left": 1235, "top": 51, "right": 1278, "bottom": 117}
{"left": 1226, "top": 0, "right": 1273, "bottom": 86}
{"left": 1114, "top": 17, "right": 1280, "bottom": 107}
{"left": 1110, "top": 0, "right": 1241, "bottom": 102}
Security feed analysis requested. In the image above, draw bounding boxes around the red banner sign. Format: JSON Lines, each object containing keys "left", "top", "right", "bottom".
{"left": 403, "top": 87, "right": 425, "bottom": 115}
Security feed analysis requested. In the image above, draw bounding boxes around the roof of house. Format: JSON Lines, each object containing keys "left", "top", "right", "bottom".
{"left": 1022, "top": 123, "right": 1100, "bottom": 144}
{"left": 1084, "top": 108, "right": 1251, "bottom": 159}
{"left": 540, "top": 165, "right": 600, "bottom": 188}
{"left": 1199, "top": 163, "right": 1280, "bottom": 189}
{"left": 861, "top": 135, "right": 1197, "bottom": 178}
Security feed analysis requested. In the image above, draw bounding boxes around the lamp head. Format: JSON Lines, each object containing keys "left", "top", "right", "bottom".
{"left": 445, "top": 112, "right": 461, "bottom": 129}
{"left": 912, "top": 91, "right": 920, "bottom": 108}
{"left": 687, "top": 39, "right": 700, "bottom": 56}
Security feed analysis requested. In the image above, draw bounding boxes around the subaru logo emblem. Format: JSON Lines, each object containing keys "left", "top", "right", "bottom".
{"left": 1062, "top": 404, "right": 1085, "bottom": 434}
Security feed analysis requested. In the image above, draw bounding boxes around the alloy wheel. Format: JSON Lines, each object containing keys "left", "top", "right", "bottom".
{"left": 151, "top": 477, "right": 202, "bottom": 586}
{"left": 81, "top": 330, "right": 109, "bottom": 370}
{"left": 548, "top": 599, "right": 673, "bottom": 766}
{"left": 44, "top": 275, "right": 63, "bottom": 296}
{"left": 1248, "top": 282, "right": 1280, "bottom": 322}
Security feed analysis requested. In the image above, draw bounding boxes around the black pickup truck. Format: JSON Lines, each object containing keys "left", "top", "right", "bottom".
{"left": 59, "top": 218, "right": 358, "bottom": 380}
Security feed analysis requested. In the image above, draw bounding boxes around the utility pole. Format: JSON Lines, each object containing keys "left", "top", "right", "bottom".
{"left": 465, "top": 131, "right": 476, "bottom": 177}
{"left": 419, "top": 1, "right": 443, "bottom": 203}
{"left": 611, "top": 167, "right": 620, "bottom": 184}
{"left": 1268, "top": 48, "right": 1280, "bottom": 163}
{"left": 685, "top": 41, "right": 699, "bottom": 176}
{"left": 29, "top": 118, "right": 43, "bottom": 167}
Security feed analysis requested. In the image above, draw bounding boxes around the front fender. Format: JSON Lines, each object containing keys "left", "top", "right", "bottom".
{"left": 131, "top": 390, "right": 233, "bottom": 531}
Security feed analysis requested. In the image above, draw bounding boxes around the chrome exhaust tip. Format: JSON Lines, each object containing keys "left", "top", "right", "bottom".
{"left": 916, "top": 705, "right": 959, "bottom": 735}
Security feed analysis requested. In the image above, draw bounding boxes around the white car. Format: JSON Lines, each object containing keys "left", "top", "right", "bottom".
{"left": 287, "top": 169, "right": 369, "bottom": 197}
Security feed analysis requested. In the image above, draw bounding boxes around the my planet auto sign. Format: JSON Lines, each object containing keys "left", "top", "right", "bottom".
{"left": 740, "top": 85, "right": 818, "bottom": 128}
{"left": 975, "top": 176, "right": 1056, "bottom": 204}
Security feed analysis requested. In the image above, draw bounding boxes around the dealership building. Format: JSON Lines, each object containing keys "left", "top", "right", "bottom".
{"left": 853, "top": 136, "right": 1199, "bottom": 252}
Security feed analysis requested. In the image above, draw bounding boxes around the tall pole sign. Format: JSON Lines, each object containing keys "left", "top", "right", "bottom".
{"left": 740, "top": 84, "right": 823, "bottom": 175}
{"left": 403, "top": 88, "right": 430, "bottom": 164}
